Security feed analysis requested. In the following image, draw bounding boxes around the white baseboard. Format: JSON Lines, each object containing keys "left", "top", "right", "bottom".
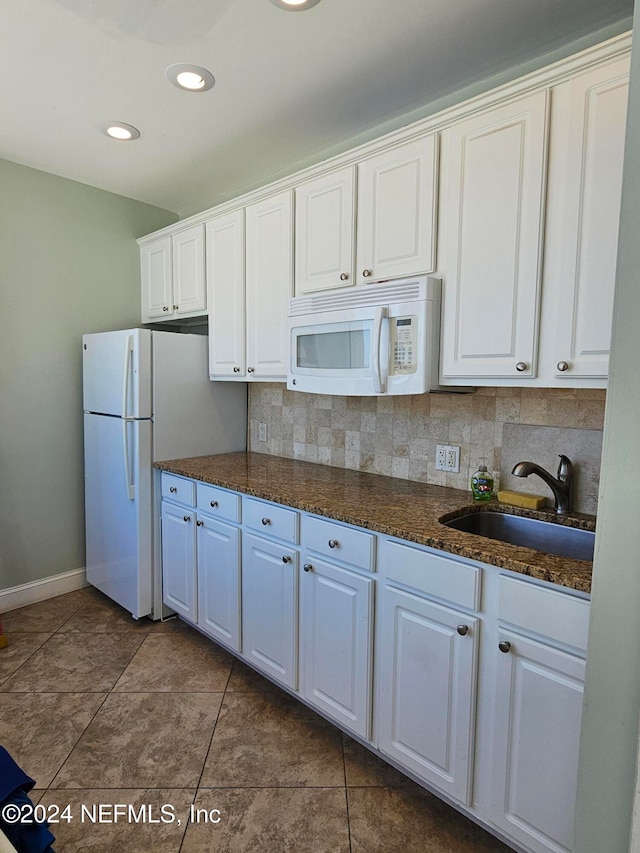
{"left": 0, "top": 568, "right": 88, "bottom": 613}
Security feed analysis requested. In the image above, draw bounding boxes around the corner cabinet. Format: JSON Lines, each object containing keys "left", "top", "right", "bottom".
{"left": 207, "top": 191, "right": 292, "bottom": 381}
{"left": 294, "top": 135, "right": 438, "bottom": 294}
{"left": 439, "top": 91, "right": 549, "bottom": 380}
{"left": 140, "top": 224, "right": 206, "bottom": 323}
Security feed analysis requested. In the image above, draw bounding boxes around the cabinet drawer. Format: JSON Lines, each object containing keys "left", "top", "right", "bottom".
{"left": 498, "top": 574, "right": 589, "bottom": 651}
{"left": 244, "top": 497, "right": 299, "bottom": 544}
{"left": 161, "top": 473, "right": 195, "bottom": 506}
{"left": 197, "top": 483, "right": 241, "bottom": 523}
{"left": 303, "top": 515, "right": 374, "bottom": 572}
{"left": 380, "top": 539, "right": 481, "bottom": 610}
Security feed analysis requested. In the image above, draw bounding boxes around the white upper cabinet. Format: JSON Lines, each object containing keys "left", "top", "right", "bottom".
{"left": 140, "top": 236, "right": 172, "bottom": 321}
{"left": 245, "top": 191, "right": 293, "bottom": 379}
{"left": 140, "top": 225, "right": 206, "bottom": 323}
{"left": 356, "top": 136, "right": 438, "bottom": 285}
{"left": 439, "top": 91, "right": 549, "bottom": 380}
{"left": 547, "top": 56, "right": 630, "bottom": 381}
{"left": 207, "top": 192, "right": 292, "bottom": 381}
{"left": 295, "top": 135, "right": 438, "bottom": 295}
{"left": 295, "top": 166, "right": 356, "bottom": 293}
{"left": 206, "top": 209, "right": 245, "bottom": 377}
{"left": 172, "top": 225, "right": 206, "bottom": 315}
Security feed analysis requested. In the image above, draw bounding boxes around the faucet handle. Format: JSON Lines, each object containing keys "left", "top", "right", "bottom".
{"left": 557, "top": 455, "right": 573, "bottom": 480}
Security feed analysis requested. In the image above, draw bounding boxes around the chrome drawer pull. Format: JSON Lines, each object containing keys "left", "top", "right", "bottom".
{"left": 328, "top": 539, "right": 339, "bottom": 549}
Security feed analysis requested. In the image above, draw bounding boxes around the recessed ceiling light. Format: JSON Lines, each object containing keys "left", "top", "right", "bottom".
{"left": 269, "top": 0, "right": 322, "bottom": 9}
{"left": 166, "top": 63, "right": 215, "bottom": 92}
{"left": 100, "top": 122, "right": 140, "bottom": 141}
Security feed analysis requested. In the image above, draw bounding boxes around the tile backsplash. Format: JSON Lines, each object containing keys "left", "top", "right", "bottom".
{"left": 248, "top": 385, "right": 606, "bottom": 514}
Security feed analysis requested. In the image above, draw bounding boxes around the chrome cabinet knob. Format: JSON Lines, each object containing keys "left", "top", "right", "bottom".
{"left": 498, "top": 640, "right": 511, "bottom": 653}
{"left": 328, "top": 539, "right": 339, "bottom": 549}
{"left": 169, "top": 486, "right": 177, "bottom": 493}
{"left": 196, "top": 520, "right": 204, "bottom": 527}
{"left": 261, "top": 518, "right": 271, "bottom": 526}
{"left": 557, "top": 361, "right": 569, "bottom": 372}
{"left": 233, "top": 367, "right": 241, "bottom": 373}
{"left": 282, "top": 555, "right": 292, "bottom": 564}
{"left": 173, "top": 304, "right": 178, "bottom": 311}
{"left": 340, "top": 273, "right": 349, "bottom": 281}
{"left": 303, "top": 563, "right": 313, "bottom": 572}
{"left": 292, "top": 379, "right": 297, "bottom": 385}
{"left": 163, "top": 306, "right": 169, "bottom": 312}
{"left": 515, "top": 362, "right": 528, "bottom": 372}
{"left": 362, "top": 269, "right": 372, "bottom": 278}
{"left": 183, "top": 515, "right": 191, "bottom": 523}
{"left": 247, "top": 367, "right": 255, "bottom": 373}
{"left": 457, "top": 624, "right": 469, "bottom": 636}
{"left": 210, "top": 501, "right": 218, "bottom": 508}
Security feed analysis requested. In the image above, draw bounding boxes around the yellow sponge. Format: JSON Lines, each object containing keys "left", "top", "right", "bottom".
{"left": 497, "top": 489, "right": 547, "bottom": 510}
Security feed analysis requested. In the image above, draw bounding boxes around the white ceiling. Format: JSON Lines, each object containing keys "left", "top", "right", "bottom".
{"left": 0, "top": 0, "right": 633, "bottom": 216}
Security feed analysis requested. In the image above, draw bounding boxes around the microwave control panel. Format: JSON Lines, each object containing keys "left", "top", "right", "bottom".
{"left": 389, "top": 315, "right": 417, "bottom": 374}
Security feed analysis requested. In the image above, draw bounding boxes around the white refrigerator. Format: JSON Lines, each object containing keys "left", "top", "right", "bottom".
{"left": 82, "top": 328, "right": 247, "bottom": 620}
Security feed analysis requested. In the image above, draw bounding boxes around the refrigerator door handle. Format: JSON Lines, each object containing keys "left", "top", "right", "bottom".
{"left": 121, "top": 334, "right": 134, "bottom": 419}
{"left": 122, "top": 419, "right": 135, "bottom": 501}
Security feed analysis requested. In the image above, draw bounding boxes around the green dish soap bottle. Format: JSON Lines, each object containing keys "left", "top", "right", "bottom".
{"left": 471, "top": 458, "right": 494, "bottom": 501}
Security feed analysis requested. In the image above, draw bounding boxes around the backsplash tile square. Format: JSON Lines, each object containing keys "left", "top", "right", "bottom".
{"left": 249, "top": 385, "right": 606, "bottom": 514}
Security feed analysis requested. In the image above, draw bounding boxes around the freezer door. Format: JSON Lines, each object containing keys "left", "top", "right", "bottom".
{"left": 83, "top": 328, "right": 152, "bottom": 418}
{"left": 84, "top": 413, "right": 153, "bottom": 618}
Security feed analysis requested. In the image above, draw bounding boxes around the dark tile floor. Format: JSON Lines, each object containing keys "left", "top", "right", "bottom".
{"left": 0, "top": 588, "right": 513, "bottom": 852}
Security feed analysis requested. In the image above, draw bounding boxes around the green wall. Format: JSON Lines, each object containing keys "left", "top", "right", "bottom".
{"left": 0, "top": 159, "right": 176, "bottom": 591}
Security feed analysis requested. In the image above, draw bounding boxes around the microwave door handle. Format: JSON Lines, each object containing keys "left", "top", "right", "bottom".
{"left": 372, "top": 306, "right": 387, "bottom": 394}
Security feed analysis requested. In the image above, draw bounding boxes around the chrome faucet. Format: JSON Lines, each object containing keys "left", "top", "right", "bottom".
{"left": 511, "top": 455, "right": 574, "bottom": 514}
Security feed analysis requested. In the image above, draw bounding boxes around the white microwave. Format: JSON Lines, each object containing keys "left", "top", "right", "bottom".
{"left": 287, "top": 276, "right": 447, "bottom": 396}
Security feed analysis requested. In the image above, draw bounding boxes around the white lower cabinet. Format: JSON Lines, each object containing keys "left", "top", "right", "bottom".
{"left": 300, "top": 555, "right": 374, "bottom": 739}
{"left": 160, "top": 473, "right": 590, "bottom": 853}
{"left": 242, "top": 531, "right": 299, "bottom": 689}
{"left": 490, "top": 631, "right": 584, "bottom": 853}
{"left": 197, "top": 516, "right": 241, "bottom": 652}
{"left": 377, "top": 538, "right": 480, "bottom": 804}
{"left": 485, "top": 574, "right": 589, "bottom": 853}
{"left": 161, "top": 500, "right": 197, "bottom": 622}
{"left": 161, "top": 475, "right": 241, "bottom": 646}
{"left": 378, "top": 585, "right": 478, "bottom": 803}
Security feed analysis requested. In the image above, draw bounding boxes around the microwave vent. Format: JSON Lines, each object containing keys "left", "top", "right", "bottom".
{"left": 289, "top": 276, "right": 437, "bottom": 316}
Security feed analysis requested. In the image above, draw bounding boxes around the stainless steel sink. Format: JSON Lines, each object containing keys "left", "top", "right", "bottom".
{"left": 442, "top": 511, "right": 595, "bottom": 561}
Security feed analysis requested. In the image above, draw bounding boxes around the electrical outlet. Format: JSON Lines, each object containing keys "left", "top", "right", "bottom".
{"left": 446, "top": 445, "right": 460, "bottom": 473}
{"left": 435, "top": 444, "right": 460, "bottom": 472}
{"left": 435, "top": 444, "right": 448, "bottom": 471}
{"left": 258, "top": 422, "right": 268, "bottom": 442}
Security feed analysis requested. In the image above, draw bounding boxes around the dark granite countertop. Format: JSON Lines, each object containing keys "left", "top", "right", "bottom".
{"left": 155, "top": 452, "right": 594, "bottom": 594}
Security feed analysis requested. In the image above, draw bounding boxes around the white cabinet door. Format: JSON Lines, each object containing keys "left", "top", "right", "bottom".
{"left": 242, "top": 532, "right": 298, "bottom": 689}
{"left": 300, "top": 557, "right": 374, "bottom": 739}
{"left": 552, "top": 57, "right": 629, "bottom": 380}
{"left": 245, "top": 191, "right": 293, "bottom": 379}
{"left": 490, "top": 630, "right": 585, "bottom": 853}
{"left": 206, "top": 209, "right": 245, "bottom": 377}
{"left": 378, "top": 585, "right": 478, "bottom": 804}
{"left": 173, "top": 224, "right": 206, "bottom": 316}
{"left": 197, "top": 515, "right": 241, "bottom": 652}
{"left": 356, "top": 136, "right": 438, "bottom": 284}
{"left": 141, "top": 236, "right": 172, "bottom": 321}
{"left": 440, "top": 91, "right": 549, "bottom": 379}
{"left": 161, "top": 501, "right": 197, "bottom": 622}
{"left": 295, "top": 166, "right": 356, "bottom": 294}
